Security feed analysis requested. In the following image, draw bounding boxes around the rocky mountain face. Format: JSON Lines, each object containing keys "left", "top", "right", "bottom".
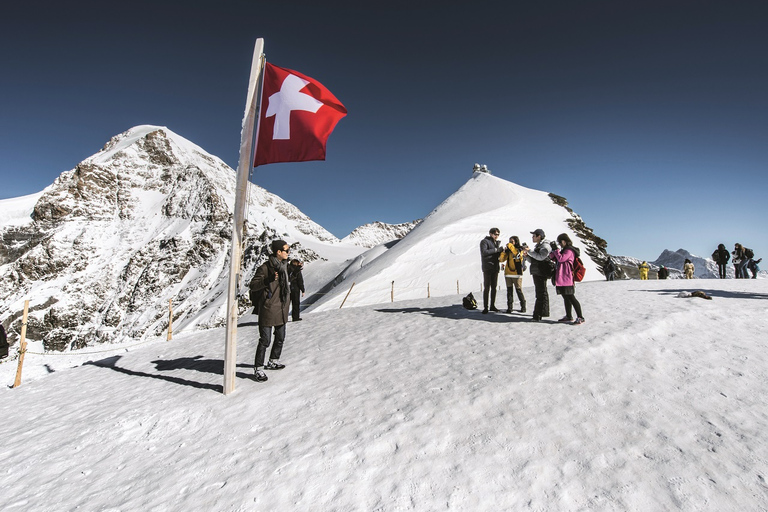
{"left": 342, "top": 220, "right": 421, "bottom": 248}
{"left": 0, "top": 126, "right": 346, "bottom": 351}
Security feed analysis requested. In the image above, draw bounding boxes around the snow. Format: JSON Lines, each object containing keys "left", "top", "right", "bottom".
{"left": 3, "top": 278, "right": 768, "bottom": 511}
{"left": 307, "top": 172, "right": 605, "bottom": 313}
{"left": 0, "top": 191, "right": 44, "bottom": 226}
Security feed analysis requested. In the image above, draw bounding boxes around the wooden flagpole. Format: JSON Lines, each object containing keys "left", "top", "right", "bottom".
{"left": 224, "top": 38, "right": 265, "bottom": 396}
{"left": 12, "top": 300, "right": 30, "bottom": 389}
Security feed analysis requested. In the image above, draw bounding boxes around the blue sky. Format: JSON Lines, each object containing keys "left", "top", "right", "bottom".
{"left": 2, "top": 1, "right": 767, "bottom": 263}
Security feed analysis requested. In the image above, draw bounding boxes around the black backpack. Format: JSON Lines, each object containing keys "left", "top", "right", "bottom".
{"left": 541, "top": 258, "right": 557, "bottom": 279}
{"left": 462, "top": 292, "right": 478, "bottom": 310}
{"left": 745, "top": 247, "right": 754, "bottom": 259}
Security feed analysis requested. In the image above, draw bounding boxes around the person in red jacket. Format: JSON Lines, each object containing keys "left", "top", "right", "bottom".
{"left": 549, "top": 233, "right": 585, "bottom": 325}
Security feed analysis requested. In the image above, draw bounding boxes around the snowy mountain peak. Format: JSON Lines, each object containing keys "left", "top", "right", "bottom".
{"left": 0, "top": 126, "right": 359, "bottom": 351}
{"left": 342, "top": 220, "right": 422, "bottom": 248}
{"left": 306, "top": 171, "right": 610, "bottom": 312}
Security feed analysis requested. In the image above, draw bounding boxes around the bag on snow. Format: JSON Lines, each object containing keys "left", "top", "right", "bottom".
{"left": 462, "top": 292, "right": 478, "bottom": 310}
{"left": 745, "top": 247, "right": 754, "bottom": 259}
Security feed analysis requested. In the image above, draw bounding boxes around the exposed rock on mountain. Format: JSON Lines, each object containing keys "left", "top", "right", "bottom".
{"left": 0, "top": 126, "right": 359, "bottom": 351}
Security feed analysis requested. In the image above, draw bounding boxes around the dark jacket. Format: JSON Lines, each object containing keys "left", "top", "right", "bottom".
{"left": 480, "top": 236, "right": 502, "bottom": 273}
{"left": 249, "top": 257, "right": 290, "bottom": 327}
{"left": 714, "top": 245, "right": 730, "bottom": 265}
{"left": 526, "top": 240, "right": 551, "bottom": 277}
{"left": 289, "top": 265, "right": 305, "bottom": 294}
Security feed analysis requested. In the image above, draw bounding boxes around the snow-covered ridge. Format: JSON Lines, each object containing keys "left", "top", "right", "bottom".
{"left": 0, "top": 125, "right": 363, "bottom": 351}
{"left": 342, "top": 220, "right": 422, "bottom": 248}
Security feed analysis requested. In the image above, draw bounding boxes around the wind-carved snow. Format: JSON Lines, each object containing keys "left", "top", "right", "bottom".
{"left": 0, "top": 125, "right": 363, "bottom": 351}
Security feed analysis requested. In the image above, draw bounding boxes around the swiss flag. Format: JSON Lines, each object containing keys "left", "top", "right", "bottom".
{"left": 254, "top": 63, "right": 347, "bottom": 166}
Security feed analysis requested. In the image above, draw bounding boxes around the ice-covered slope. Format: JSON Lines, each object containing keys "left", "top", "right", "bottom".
{"left": 0, "top": 126, "right": 364, "bottom": 351}
{"left": 307, "top": 172, "right": 609, "bottom": 312}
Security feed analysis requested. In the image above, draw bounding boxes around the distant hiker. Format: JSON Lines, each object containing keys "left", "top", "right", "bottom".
{"left": 523, "top": 228, "right": 551, "bottom": 321}
{"left": 683, "top": 259, "right": 695, "bottom": 279}
{"left": 550, "top": 233, "right": 585, "bottom": 325}
{"left": 288, "top": 259, "right": 305, "bottom": 321}
{"left": 712, "top": 244, "right": 730, "bottom": 279}
{"left": 603, "top": 257, "right": 617, "bottom": 281}
{"left": 249, "top": 240, "right": 292, "bottom": 382}
{"left": 499, "top": 235, "right": 526, "bottom": 313}
{"left": 657, "top": 266, "right": 669, "bottom": 280}
{"left": 748, "top": 257, "right": 762, "bottom": 279}
{"left": 0, "top": 324, "right": 8, "bottom": 359}
{"left": 638, "top": 261, "right": 650, "bottom": 280}
{"left": 480, "top": 228, "right": 504, "bottom": 314}
{"left": 732, "top": 243, "right": 748, "bottom": 279}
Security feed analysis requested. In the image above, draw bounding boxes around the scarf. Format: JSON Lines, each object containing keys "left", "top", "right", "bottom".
{"left": 268, "top": 255, "right": 290, "bottom": 303}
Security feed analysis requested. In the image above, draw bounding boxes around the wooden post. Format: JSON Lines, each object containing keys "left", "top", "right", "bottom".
{"left": 391, "top": 281, "right": 394, "bottom": 303}
{"left": 339, "top": 282, "right": 355, "bottom": 309}
{"left": 12, "top": 300, "right": 30, "bottom": 389}
{"left": 167, "top": 299, "right": 173, "bottom": 341}
{"left": 427, "top": 283, "right": 430, "bottom": 298}
{"left": 223, "top": 38, "right": 265, "bottom": 396}
{"left": 457, "top": 280, "right": 460, "bottom": 294}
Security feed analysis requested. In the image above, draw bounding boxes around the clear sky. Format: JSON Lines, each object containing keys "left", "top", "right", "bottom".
{"left": 2, "top": 1, "right": 767, "bottom": 263}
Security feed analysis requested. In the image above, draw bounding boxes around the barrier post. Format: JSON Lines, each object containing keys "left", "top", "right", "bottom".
{"left": 457, "top": 280, "right": 460, "bottom": 294}
{"left": 167, "top": 299, "right": 173, "bottom": 341}
{"left": 427, "top": 283, "right": 430, "bottom": 298}
{"left": 339, "top": 282, "right": 356, "bottom": 309}
{"left": 391, "top": 281, "right": 394, "bottom": 303}
{"left": 12, "top": 300, "right": 30, "bottom": 389}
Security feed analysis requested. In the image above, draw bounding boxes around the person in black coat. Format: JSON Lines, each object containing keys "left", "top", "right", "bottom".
{"left": 479, "top": 228, "right": 504, "bottom": 313}
{"left": 288, "top": 259, "right": 305, "bottom": 321}
{"left": 712, "top": 244, "right": 730, "bottom": 279}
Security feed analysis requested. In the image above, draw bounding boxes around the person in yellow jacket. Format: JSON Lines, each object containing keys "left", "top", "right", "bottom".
{"left": 499, "top": 236, "right": 527, "bottom": 313}
{"left": 638, "top": 261, "right": 650, "bottom": 280}
{"left": 683, "top": 259, "right": 695, "bottom": 279}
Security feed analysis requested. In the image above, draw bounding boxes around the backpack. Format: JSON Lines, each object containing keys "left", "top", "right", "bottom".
{"left": 462, "top": 292, "right": 478, "bottom": 310}
{"left": 541, "top": 258, "right": 556, "bottom": 279}
{"left": 711, "top": 250, "right": 719, "bottom": 263}
{"left": 573, "top": 256, "right": 586, "bottom": 282}
{"left": 745, "top": 247, "right": 754, "bottom": 259}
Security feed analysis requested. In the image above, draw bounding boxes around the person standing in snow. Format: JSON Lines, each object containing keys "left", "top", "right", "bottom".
{"left": 657, "top": 266, "right": 669, "bottom": 280}
{"left": 712, "top": 244, "right": 730, "bottom": 279}
{"left": 549, "top": 233, "right": 585, "bottom": 325}
{"left": 683, "top": 259, "right": 695, "bottom": 279}
{"left": 523, "top": 228, "right": 551, "bottom": 321}
{"left": 638, "top": 261, "right": 650, "bottom": 280}
{"left": 603, "top": 257, "right": 617, "bottom": 281}
{"left": 288, "top": 259, "right": 305, "bottom": 321}
{"left": 249, "top": 240, "right": 292, "bottom": 382}
{"left": 0, "top": 324, "right": 8, "bottom": 359}
{"left": 732, "top": 243, "right": 748, "bottom": 279}
{"left": 748, "top": 257, "right": 762, "bottom": 279}
{"left": 499, "top": 236, "right": 526, "bottom": 313}
{"left": 479, "top": 228, "right": 504, "bottom": 314}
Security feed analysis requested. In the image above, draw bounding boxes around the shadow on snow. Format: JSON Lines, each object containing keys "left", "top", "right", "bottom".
{"left": 633, "top": 288, "right": 768, "bottom": 300}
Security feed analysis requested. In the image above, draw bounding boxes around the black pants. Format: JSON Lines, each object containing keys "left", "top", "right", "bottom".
{"left": 290, "top": 288, "right": 302, "bottom": 320}
{"left": 562, "top": 294, "right": 583, "bottom": 320}
{"left": 483, "top": 271, "right": 499, "bottom": 309}
{"left": 532, "top": 275, "right": 550, "bottom": 319}
{"left": 255, "top": 324, "right": 286, "bottom": 369}
{"left": 718, "top": 263, "right": 727, "bottom": 279}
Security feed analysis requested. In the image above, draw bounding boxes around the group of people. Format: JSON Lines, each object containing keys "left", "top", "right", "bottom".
{"left": 247, "top": 240, "right": 305, "bottom": 382}
{"left": 480, "top": 227, "right": 585, "bottom": 325}
{"left": 714, "top": 243, "right": 761, "bottom": 279}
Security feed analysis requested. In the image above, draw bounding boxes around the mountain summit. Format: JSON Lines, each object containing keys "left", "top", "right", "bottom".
{"left": 307, "top": 171, "right": 609, "bottom": 312}
{"left": 0, "top": 126, "right": 362, "bottom": 351}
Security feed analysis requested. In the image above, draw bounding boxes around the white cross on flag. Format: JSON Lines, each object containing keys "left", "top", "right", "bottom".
{"left": 254, "top": 62, "right": 347, "bottom": 166}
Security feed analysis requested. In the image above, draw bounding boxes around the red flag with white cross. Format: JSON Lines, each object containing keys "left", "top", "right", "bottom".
{"left": 254, "top": 62, "right": 347, "bottom": 166}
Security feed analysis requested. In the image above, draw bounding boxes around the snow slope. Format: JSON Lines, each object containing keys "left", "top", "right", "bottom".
{"left": 2, "top": 279, "right": 768, "bottom": 511}
{"left": 308, "top": 172, "right": 607, "bottom": 312}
